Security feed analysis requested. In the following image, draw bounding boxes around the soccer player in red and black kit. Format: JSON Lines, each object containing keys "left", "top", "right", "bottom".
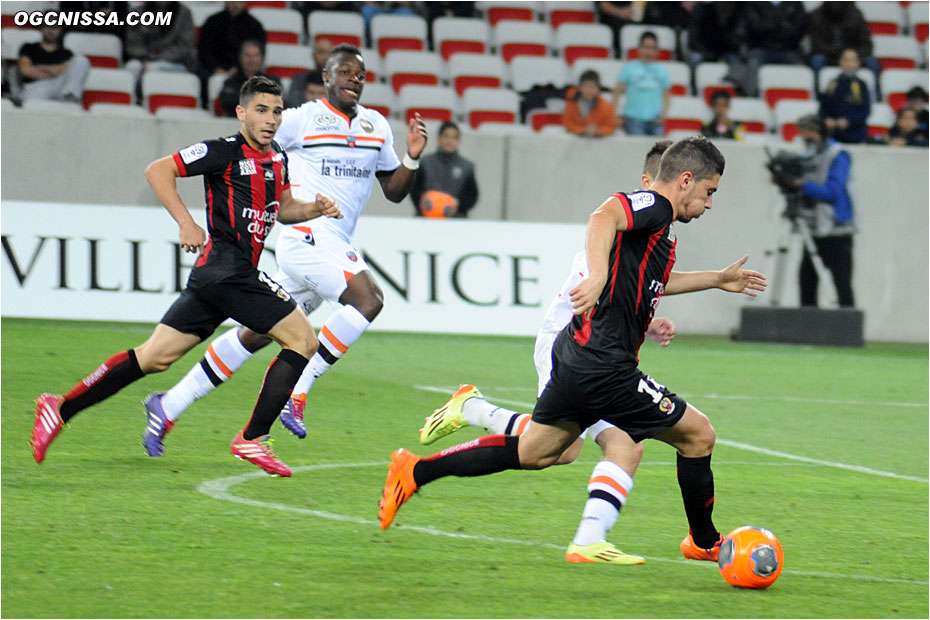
{"left": 380, "top": 137, "right": 739, "bottom": 561}
{"left": 31, "top": 76, "right": 342, "bottom": 477}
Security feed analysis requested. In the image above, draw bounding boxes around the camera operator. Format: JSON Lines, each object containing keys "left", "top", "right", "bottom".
{"left": 785, "top": 114, "right": 857, "bottom": 308}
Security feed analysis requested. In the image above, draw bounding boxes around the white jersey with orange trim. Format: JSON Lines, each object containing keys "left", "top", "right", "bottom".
{"left": 274, "top": 97, "right": 402, "bottom": 243}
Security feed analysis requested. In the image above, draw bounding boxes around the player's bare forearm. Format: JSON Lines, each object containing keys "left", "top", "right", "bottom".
{"left": 278, "top": 191, "right": 341, "bottom": 224}
{"left": 664, "top": 270, "right": 721, "bottom": 295}
{"left": 665, "top": 255, "right": 767, "bottom": 297}
{"left": 379, "top": 165, "right": 417, "bottom": 203}
{"left": 145, "top": 156, "right": 205, "bottom": 254}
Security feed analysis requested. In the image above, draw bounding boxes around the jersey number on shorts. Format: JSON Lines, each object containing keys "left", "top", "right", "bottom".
{"left": 637, "top": 376, "right": 665, "bottom": 404}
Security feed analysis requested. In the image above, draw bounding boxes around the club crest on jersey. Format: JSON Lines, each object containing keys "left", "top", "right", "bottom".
{"left": 179, "top": 142, "right": 207, "bottom": 164}
{"left": 239, "top": 159, "right": 257, "bottom": 176}
{"left": 629, "top": 192, "right": 656, "bottom": 211}
{"left": 346, "top": 135, "right": 356, "bottom": 148}
{"left": 264, "top": 169, "right": 274, "bottom": 181}
{"left": 360, "top": 118, "right": 374, "bottom": 133}
{"left": 659, "top": 397, "right": 675, "bottom": 415}
{"left": 346, "top": 250, "right": 358, "bottom": 262}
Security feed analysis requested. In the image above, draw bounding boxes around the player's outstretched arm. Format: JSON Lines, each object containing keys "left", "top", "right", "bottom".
{"left": 145, "top": 156, "right": 205, "bottom": 256}
{"left": 278, "top": 190, "right": 342, "bottom": 224}
{"left": 569, "top": 196, "right": 629, "bottom": 316}
{"left": 665, "top": 255, "right": 767, "bottom": 296}
{"left": 646, "top": 317, "right": 676, "bottom": 347}
{"left": 378, "top": 113, "right": 428, "bottom": 203}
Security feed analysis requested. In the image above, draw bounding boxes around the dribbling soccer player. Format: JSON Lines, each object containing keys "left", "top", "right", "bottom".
{"left": 419, "top": 141, "right": 766, "bottom": 564}
{"left": 140, "top": 44, "right": 427, "bottom": 453}
{"left": 31, "top": 77, "right": 342, "bottom": 477}
{"left": 379, "top": 137, "right": 745, "bottom": 564}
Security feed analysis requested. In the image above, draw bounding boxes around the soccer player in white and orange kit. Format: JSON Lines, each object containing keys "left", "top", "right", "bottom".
{"left": 140, "top": 44, "right": 428, "bottom": 453}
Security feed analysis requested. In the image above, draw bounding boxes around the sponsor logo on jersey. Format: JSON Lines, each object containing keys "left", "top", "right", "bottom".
{"left": 179, "top": 142, "right": 208, "bottom": 164}
{"left": 244, "top": 202, "right": 279, "bottom": 242}
{"left": 264, "top": 169, "right": 275, "bottom": 181}
{"left": 314, "top": 113, "right": 340, "bottom": 127}
{"left": 658, "top": 397, "right": 675, "bottom": 415}
{"left": 629, "top": 192, "right": 656, "bottom": 211}
{"left": 360, "top": 118, "right": 374, "bottom": 133}
{"left": 239, "top": 159, "right": 257, "bottom": 176}
{"left": 319, "top": 158, "right": 373, "bottom": 179}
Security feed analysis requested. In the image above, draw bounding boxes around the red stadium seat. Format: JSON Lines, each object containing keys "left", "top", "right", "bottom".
{"left": 480, "top": 1, "right": 539, "bottom": 26}
{"left": 141, "top": 71, "right": 200, "bottom": 113}
{"left": 62, "top": 32, "right": 122, "bottom": 68}
{"left": 250, "top": 8, "right": 303, "bottom": 45}
{"left": 527, "top": 109, "right": 564, "bottom": 131}
{"left": 371, "top": 14, "right": 427, "bottom": 57}
{"left": 545, "top": 1, "right": 596, "bottom": 29}
{"left": 773, "top": 99, "right": 819, "bottom": 142}
{"left": 398, "top": 85, "right": 457, "bottom": 123}
{"left": 463, "top": 87, "right": 520, "bottom": 128}
{"left": 360, "top": 82, "right": 395, "bottom": 118}
{"left": 448, "top": 54, "right": 506, "bottom": 96}
{"left": 872, "top": 34, "right": 921, "bottom": 69}
{"left": 663, "top": 96, "right": 705, "bottom": 134}
{"left": 432, "top": 17, "right": 490, "bottom": 61}
{"left": 308, "top": 11, "right": 364, "bottom": 49}
{"left": 264, "top": 44, "right": 313, "bottom": 79}
{"left": 384, "top": 50, "right": 441, "bottom": 93}
{"left": 908, "top": 2, "right": 929, "bottom": 42}
{"left": 555, "top": 23, "right": 613, "bottom": 66}
{"left": 880, "top": 68, "right": 929, "bottom": 111}
{"left": 494, "top": 20, "right": 552, "bottom": 63}
{"left": 758, "top": 64, "right": 815, "bottom": 108}
{"left": 81, "top": 68, "right": 134, "bottom": 109}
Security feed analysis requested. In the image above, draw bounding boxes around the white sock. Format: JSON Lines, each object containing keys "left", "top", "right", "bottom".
{"left": 572, "top": 460, "right": 634, "bottom": 546}
{"left": 293, "top": 305, "right": 370, "bottom": 395}
{"left": 461, "top": 398, "right": 531, "bottom": 435}
{"left": 160, "top": 328, "right": 253, "bottom": 421}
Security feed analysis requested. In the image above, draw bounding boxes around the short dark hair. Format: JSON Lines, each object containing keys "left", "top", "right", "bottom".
{"left": 239, "top": 75, "right": 283, "bottom": 106}
{"left": 709, "top": 89, "right": 731, "bottom": 104}
{"left": 656, "top": 136, "right": 725, "bottom": 183}
{"left": 439, "top": 121, "right": 460, "bottom": 135}
{"left": 642, "top": 140, "right": 673, "bottom": 179}
{"left": 579, "top": 70, "right": 601, "bottom": 86}
{"left": 238, "top": 39, "right": 264, "bottom": 58}
{"left": 906, "top": 85, "right": 928, "bottom": 102}
{"left": 325, "top": 43, "right": 363, "bottom": 71}
{"left": 639, "top": 31, "right": 658, "bottom": 45}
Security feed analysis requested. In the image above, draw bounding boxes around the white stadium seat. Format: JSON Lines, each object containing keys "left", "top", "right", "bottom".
{"left": 384, "top": 50, "right": 442, "bottom": 93}
{"left": 462, "top": 86, "right": 520, "bottom": 128}
{"left": 308, "top": 10, "right": 364, "bottom": 48}
{"left": 141, "top": 70, "right": 200, "bottom": 113}
{"left": 62, "top": 32, "right": 122, "bottom": 68}
{"left": 758, "top": 64, "right": 815, "bottom": 108}
{"left": 81, "top": 68, "right": 135, "bottom": 109}
{"left": 773, "top": 99, "right": 819, "bottom": 142}
{"left": 493, "top": 20, "right": 552, "bottom": 63}
{"left": 554, "top": 23, "right": 613, "bottom": 66}
{"left": 509, "top": 56, "right": 569, "bottom": 93}
{"left": 250, "top": 8, "right": 304, "bottom": 45}
{"left": 398, "top": 84, "right": 458, "bottom": 123}
{"left": 432, "top": 17, "right": 490, "bottom": 61}
{"left": 371, "top": 14, "right": 428, "bottom": 57}
{"left": 448, "top": 53, "right": 507, "bottom": 96}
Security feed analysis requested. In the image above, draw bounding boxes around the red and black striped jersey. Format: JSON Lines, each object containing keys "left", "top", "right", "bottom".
{"left": 557, "top": 190, "right": 678, "bottom": 370}
{"left": 172, "top": 133, "right": 290, "bottom": 279}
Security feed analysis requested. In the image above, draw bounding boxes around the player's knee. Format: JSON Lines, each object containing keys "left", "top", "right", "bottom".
{"left": 520, "top": 453, "right": 559, "bottom": 470}
{"left": 689, "top": 414, "right": 716, "bottom": 456}
{"left": 237, "top": 326, "right": 272, "bottom": 353}
{"left": 353, "top": 291, "right": 383, "bottom": 321}
{"left": 554, "top": 441, "right": 583, "bottom": 465}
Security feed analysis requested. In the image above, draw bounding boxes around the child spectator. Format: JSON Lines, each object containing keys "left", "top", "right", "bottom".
{"left": 564, "top": 70, "right": 617, "bottom": 137}
{"left": 819, "top": 48, "right": 871, "bottom": 144}
{"left": 701, "top": 90, "right": 744, "bottom": 140}
{"left": 905, "top": 86, "right": 929, "bottom": 130}
{"left": 611, "top": 31, "right": 670, "bottom": 136}
{"left": 884, "top": 107, "right": 929, "bottom": 147}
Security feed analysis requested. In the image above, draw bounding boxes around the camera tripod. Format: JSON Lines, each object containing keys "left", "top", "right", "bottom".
{"left": 764, "top": 195, "right": 832, "bottom": 307}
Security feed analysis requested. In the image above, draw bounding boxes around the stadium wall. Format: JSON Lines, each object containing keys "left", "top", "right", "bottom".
{"left": 1, "top": 109, "right": 927, "bottom": 342}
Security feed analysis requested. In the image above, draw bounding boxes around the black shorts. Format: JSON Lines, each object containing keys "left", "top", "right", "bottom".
{"left": 160, "top": 268, "right": 297, "bottom": 341}
{"left": 533, "top": 358, "right": 687, "bottom": 443}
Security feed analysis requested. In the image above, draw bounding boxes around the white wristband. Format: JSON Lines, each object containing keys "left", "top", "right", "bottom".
{"left": 402, "top": 152, "right": 420, "bottom": 170}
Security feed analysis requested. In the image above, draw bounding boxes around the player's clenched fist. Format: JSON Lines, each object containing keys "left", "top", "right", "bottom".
{"left": 316, "top": 193, "right": 342, "bottom": 219}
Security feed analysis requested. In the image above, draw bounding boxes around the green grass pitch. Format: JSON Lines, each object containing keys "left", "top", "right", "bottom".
{"left": 2, "top": 318, "right": 927, "bottom": 618}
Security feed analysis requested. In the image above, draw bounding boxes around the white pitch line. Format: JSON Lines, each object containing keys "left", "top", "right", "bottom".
{"left": 413, "top": 385, "right": 929, "bottom": 483}
{"left": 196, "top": 464, "right": 928, "bottom": 587}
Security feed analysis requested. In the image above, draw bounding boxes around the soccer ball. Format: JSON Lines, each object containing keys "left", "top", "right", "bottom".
{"left": 717, "top": 526, "right": 784, "bottom": 589}
{"left": 419, "top": 190, "right": 458, "bottom": 218}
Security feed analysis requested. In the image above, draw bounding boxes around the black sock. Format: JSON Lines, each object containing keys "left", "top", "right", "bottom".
{"left": 243, "top": 349, "right": 308, "bottom": 440}
{"left": 677, "top": 453, "right": 719, "bottom": 548}
{"left": 413, "top": 435, "right": 521, "bottom": 487}
{"left": 60, "top": 349, "right": 145, "bottom": 422}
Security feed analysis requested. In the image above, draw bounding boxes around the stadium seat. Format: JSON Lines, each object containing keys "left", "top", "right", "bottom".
{"left": 478, "top": 1, "right": 540, "bottom": 26}
{"left": 493, "top": 20, "right": 552, "bottom": 63}
{"left": 360, "top": 48, "right": 382, "bottom": 82}
{"left": 570, "top": 58, "right": 624, "bottom": 90}
{"left": 371, "top": 14, "right": 428, "bottom": 57}
{"left": 432, "top": 17, "right": 490, "bottom": 61}
{"left": 155, "top": 106, "right": 213, "bottom": 120}
{"left": 619, "top": 24, "right": 675, "bottom": 60}
{"left": 1, "top": 27, "right": 40, "bottom": 61}
{"left": 727, "top": 97, "right": 772, "bottom": 134}
{"left": 527, "top": 108, "right": 565, "bottom": 131}
{"left": 475, "top": 121, "right": 533, "bottom": 134}
{"left": 866, "top": 101, "right": 896, "bottom": 138}
{"left": 384, "top": 50, "right": 442, "bottom": 93}
{"left": 141, "top": 71, "right": 200, "bottom": 113}
{"left": 773, "top": 99, "right": 819, "bottom": 141}
{"left": 544, "top": 1, "right": 596, "bottom": 29}
{"left": 62, "top": 32, "right": 122, "bottom": 68}
{"left": 81, "top": 68, "right": 134, "bottom": 109}
{"left": 907, "top": 2, "right": 929, "bottom": 43}
{"left": 817, "top": 66, "right": 878, "bottom": 101}
{"left": 398, "top": 84, "right": 457, "bottom": 123}
{"left": 665, "top": 61, "right": 692, "bottom": 96}
{"left": 509, "top": 56, "right": 570, "bottom": 93}
{"left": 856, "top": 0, "right": 905, "bottom": 34}
{"left": 448, "top": 53, "right": 507, "bottom": 96}
{"left": 758, "top": 64, "right": 815, "bottom": 108}
{"left": 695, "top": 61, "right": 736, "bottom": 104}
{"left": 555, "top": 23, "right": 613, "bottom": 66}
{"left": 87, "top": 102, "right": 150, "bottom": 117}
{"left": 359, "top": 81, "right": 395, "bottom": 117}
{"left": 247, "top": 1, "right": 287, "bottom": 8}
{"left": 662, "top": 96, "right": 705, "bottom": 133}
{"left": 462, "top": 86, "right": 520, "bottom": 128}
{"left": 879, "top": 68, "right": 929, "bottom": 110}
{"left": 308, "top": 11, "right": 364, "bottom": 48}
{"left": 1, "top": 1, "right": 51, "bottom": 29}
{"left": 264, "top": 44, "right": 313, "bottom": 79}
{"left": 250, "top": 8, "right": 303, "bottom": 45}
{"left": 872, "top": 34, "right": 922, "bottom": 69}
{"left": 207, "top": 73, "right": 226, "bottom": 116}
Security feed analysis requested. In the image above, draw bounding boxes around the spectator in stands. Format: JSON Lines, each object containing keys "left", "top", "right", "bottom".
{"left": 882, "top": 107, "right": 929, "bottom": 147}
{"left": 410, "top": 122, "right": 479, "bottom": 218}
{"left": 424, "top": 1, "right": 476, "bottom": 22}
{"left": 17, "top": 18, "right": 91, "bottom": 104}
{"left": 905, "top": 86, "right": 929, "bottom": 129}
{"left": 819, "top": 48, "right": 871, "bottom": 144}
{"left": 125, "top": 1, "right": 197, "bottom": 79}
{"left": 700, "top": 90, "right": 744, "bottom": 140}
{"left": 564, "top": 70, "right": 617, "bottom": 137}
{"left": 807, "top": 2, "right": 880, "bottom": 77}
{"left": 284, "top": 37, "right": 333, "bottom": 108}
{"left": 597, "top": 2, "right": 634, "bottom": 54}
{"left": 59, "top": 1, "right": 130, "bottom": 53}
{"left": 217, "top": 40, "right": 282, "bottom": 117}
{"left": 687, "top": 2, "right": 744, "bottom": 68}
{"left": 198, "top": 2, "right": 267, "bottom": 79}
{"left": 361, "top": 2, "right": 418, "bottom": 43}
{"left": 612, "top": 31, "right": 670, "bottom": 136}
{"left": 742, "top": 1, "right": 807, "bottom": 97}
{"left": 301, "top": 69, "right": 326, "bottom": 104}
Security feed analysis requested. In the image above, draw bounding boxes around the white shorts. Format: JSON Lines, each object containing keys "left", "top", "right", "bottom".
{"left": 273, "top": 226, "right": 370, "bottom": 315}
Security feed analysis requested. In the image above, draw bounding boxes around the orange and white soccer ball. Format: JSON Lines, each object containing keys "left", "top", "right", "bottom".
{"left": 717, "top": 526, "right": 784, "bottom": 589}
{"left": 419, "top": 190, "right": 458, "bottom": 218}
